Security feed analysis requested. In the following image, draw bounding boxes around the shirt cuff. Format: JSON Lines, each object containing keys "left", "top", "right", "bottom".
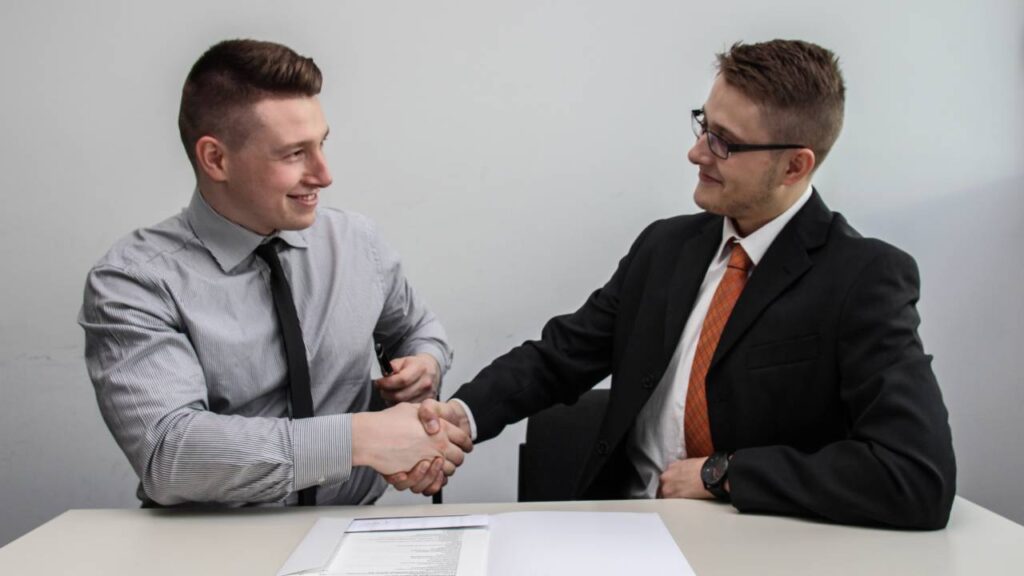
{"left": 292, "top": 413, "right": 351, "bottom": 493}
{"left": 409, "top": 342, "right": 453, "bottom": 377}
{"left": 450, "top": 398, "right": 478, "bottom": 441}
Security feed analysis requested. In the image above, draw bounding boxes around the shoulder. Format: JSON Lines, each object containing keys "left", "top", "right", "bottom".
{"left": 824, "top": 213, "right": 918, "bottom": 274}
{"left": 89, "top": 212, "right": 194, "bottom": 280}
{"left": 82, "top": 213, "right": 196, "bottom": 317}
{"left": 634, "top": 212, "right": 719, "bottom": 250}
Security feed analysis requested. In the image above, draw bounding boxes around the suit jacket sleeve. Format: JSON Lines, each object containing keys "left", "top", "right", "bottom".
{"left": 729, "top": 246, "right": 957, "bottom": 529}
{"left": 453, "top": 222, "right": 659, "bottom": 442}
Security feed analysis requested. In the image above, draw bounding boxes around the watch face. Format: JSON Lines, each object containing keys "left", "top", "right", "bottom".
{"left": 702, "top": 454, "right": 729, "bottom": 485}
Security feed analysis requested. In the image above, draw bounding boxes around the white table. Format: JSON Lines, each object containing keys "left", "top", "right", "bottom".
{"left": 1, "top": 497, "right": 1022, "bottom": 575}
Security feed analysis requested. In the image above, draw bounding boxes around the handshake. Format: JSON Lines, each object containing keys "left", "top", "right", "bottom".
{"left": 351, "top": 399, "right": 472, "bottom": 496}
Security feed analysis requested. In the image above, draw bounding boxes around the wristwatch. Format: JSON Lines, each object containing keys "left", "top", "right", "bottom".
{"left": 701, "top": 451, "right": 732, "bottom": 500}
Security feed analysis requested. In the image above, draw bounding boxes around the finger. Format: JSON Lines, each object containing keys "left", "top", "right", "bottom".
{"left": 441, "top": 458, "right": 456, "bottom": 477}
{"left": 444, "top": 420, "right": 473, "bottom": 452}
{"left": 410, "top": 458, "right": 444, "bottom": 494}
{"left": 404, "top": 387, "right": 437, "bottom": 404}
{"left": 390, "top": 380, "right": 432, "bottom": 404}
{"left": 375, "top": 372, "right": 414, "bottom": 392}
{"left": 394, "top": 460, "right": 432, "bottom": 491}
{"left": 380, "top": 390, "right": 401, "bottom": 405}
{"left": 389, "top": 356, "right": 409, "bottom": 373}
{"left": 388, "top": 464, "right": 420, "bottom": 491}
{"left": 442, "top": 441, "right": 465, "bottom": 467}
{"left": 396, "top": 356, "right": 426, "bottom": 378}
{"left": 418, "top": 400, "right": 442, "bottom": 435}
{"left": 424, "top": 471, "right": 445, "bottom": 496}
{"left": 657, "top": 473, "right": 670, "bottom": 499}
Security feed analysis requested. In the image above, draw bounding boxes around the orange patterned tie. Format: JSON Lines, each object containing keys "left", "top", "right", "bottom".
{"left": 684, "top": 240, "right": 753, "bottom": 458}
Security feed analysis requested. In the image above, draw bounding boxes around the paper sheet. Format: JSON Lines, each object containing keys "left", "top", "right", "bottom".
{"left": 277, "top": 511, "right": 692, "bottom": 576}
{"left": 487, "top": 512, "right": 694, "bottom": 576}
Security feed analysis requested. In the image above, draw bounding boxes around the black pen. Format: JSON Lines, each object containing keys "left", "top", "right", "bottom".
{"left": 375, "top": 342, "right": 394, "bottom": 377}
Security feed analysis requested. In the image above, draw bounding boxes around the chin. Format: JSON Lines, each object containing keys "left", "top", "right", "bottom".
{"left": 693, "top": 187, "right": 723, "bottom": 215}
{"left": 280, "top": 214, "right": 318, "bottom": 231}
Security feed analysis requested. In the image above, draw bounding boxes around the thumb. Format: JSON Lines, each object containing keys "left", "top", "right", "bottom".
{"left": 418, "top": 400, "right": 441, "bottom": 435}
{"left": 388, "top": 356, "right": 408, "bottom": 374}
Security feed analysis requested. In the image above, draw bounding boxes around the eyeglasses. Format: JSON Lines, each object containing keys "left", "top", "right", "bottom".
{"left": 691, "top": 108, "right": 806, "bottom": 159}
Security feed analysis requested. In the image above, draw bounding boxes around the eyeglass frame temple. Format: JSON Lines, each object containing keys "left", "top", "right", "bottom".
{"left": 690, "top": 108, "right": 805, "bottom": 157}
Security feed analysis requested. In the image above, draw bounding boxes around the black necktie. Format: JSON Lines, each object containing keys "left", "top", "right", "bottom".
{"left": 255, "top": 239, "right": 317, "bottom": 506}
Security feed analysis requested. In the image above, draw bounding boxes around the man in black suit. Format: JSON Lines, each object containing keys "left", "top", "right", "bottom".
{"left": 393, "top": 39, "right": 956, "bottom": 529}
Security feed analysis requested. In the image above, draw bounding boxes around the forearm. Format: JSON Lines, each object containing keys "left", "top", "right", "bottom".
{"left": 140, "top": 411, "right": 352, "bottom": 505}
{"left": 730, "top": 430, "right": 955, "bottom": 529}
{"left": 454, "top": 313, "right": 614, "bottom": 442}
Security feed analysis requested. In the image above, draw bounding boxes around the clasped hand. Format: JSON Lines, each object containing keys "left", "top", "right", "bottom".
{"left": 352, "top": 402, "right": 472, "bottom": 495}
{"left": 382, "top": 399, "right": 473, "bottom": 496}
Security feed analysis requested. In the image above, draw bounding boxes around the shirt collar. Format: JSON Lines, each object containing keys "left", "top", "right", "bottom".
{"left": 185, "top": 189, "right": 309, "bottom": 273}
{"left": 716, "top": 183, "right": 813, "bottom": 267}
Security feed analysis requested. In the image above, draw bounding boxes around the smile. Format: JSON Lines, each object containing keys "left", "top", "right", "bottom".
{"left": 698, "top": 171, "right": 722, "bottom": 184}
{"left": 288, "top": 192, "right": 319, "bottom": 206}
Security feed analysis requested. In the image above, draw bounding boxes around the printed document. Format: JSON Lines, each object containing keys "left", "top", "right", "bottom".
{"left": 277, "top": 511, "right": 694, "bottom": 576}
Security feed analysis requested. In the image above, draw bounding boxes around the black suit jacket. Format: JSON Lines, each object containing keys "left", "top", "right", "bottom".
{"left": 454, "top": 191, "right": 956, "bottom": 529}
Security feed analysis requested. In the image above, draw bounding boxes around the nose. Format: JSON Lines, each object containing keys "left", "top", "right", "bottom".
{"left": 687, "top": 134, "right": 711, "bottom": 166}
{"left": 306, "top": 149, "right": 333, "bottom": 188}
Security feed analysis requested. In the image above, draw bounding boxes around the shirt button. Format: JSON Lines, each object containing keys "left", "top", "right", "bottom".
{"left": 318, "top": 476, "right": 326, "bottom": 485}
{"left": 596, "top": 441, "right": 609, "bottom": 455}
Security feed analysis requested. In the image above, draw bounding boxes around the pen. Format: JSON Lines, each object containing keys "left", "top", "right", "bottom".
{"left": 375, "top": 342, "right": 394, "bottom": 377}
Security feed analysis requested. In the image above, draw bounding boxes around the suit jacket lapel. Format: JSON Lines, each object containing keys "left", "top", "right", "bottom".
{"left": 710, "top": 191, "right": 833, "bottom": 369}
{"left": 663, "top": 217, "right": 722, "bottom": 358}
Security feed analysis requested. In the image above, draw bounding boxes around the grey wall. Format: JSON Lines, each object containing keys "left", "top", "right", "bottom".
{"left": 1, "top": 0, "right": 1021, "bottom": 546}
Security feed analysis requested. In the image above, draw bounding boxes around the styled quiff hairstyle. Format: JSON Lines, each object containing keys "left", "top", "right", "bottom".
{"left": 716, "top": 39, "right": 845, "bottom": 168}
{"left": 178, "top": 39, "right": 322, "bottom": 170}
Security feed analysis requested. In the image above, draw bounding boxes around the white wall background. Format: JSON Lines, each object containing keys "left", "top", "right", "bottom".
{"left": 1, "top": 0, "right": 1021, "bottom": 546}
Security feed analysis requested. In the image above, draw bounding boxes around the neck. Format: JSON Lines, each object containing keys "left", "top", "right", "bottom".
{"left": 197, "top": 181, "right": 274, "bottom": 236}
{"left": 732, "top": 181, "right": 809, "bottom": 237}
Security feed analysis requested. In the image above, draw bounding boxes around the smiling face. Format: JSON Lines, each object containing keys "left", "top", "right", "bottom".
{"left": 201, "top": 96, "right": 333, "bottom": 235}
{"left": 687, "top": 76, "right": 804, "bottom": 236}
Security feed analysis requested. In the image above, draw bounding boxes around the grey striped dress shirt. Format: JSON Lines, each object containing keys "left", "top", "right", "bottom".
{"left": 79, "top": 191, "right": 452, "bottom": 506}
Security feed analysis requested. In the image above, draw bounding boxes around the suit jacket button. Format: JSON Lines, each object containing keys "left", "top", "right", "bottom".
{"left": 596, "top": 440, "right": 609, "bottom": 455}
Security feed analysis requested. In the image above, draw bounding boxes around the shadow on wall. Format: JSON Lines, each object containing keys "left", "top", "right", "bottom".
{"left": 855, "top": 175, "right": 1024, "bottom": 526}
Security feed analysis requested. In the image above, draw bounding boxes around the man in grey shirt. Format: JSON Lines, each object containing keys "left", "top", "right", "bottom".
{"left": 79, "top": 39, "right": 468, "bottom": 507}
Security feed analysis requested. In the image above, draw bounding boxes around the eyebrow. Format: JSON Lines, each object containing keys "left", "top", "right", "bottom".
{"left": 274, "top": 126, "right": 331, "bottom": 154}
{"left": 701, "top": 109, "right": 744, "bottom": 143}
{"left": 707, "top": 119, "right": 742, "bottom": 143}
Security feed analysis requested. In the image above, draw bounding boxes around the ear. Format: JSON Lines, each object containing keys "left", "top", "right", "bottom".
{"left": 782, "top": 148, "right": 816, "bottom": 185}
{"left": 195, "top": 136, "right": 229, "bottom": 183}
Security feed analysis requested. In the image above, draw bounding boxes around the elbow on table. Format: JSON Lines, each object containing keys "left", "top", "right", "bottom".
{"left": 886, "top": 457, "right": 957, "bottom": 530}
{"left": 140, "top": 472, "right": 189, "bottom": 507}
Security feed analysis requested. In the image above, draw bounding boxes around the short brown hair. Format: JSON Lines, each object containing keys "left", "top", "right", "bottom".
{"left": 716, "top": 39, "right": 845, "bottom": 168}
{"left": 178, "top": 39, "right": 322, "bottom": 169}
